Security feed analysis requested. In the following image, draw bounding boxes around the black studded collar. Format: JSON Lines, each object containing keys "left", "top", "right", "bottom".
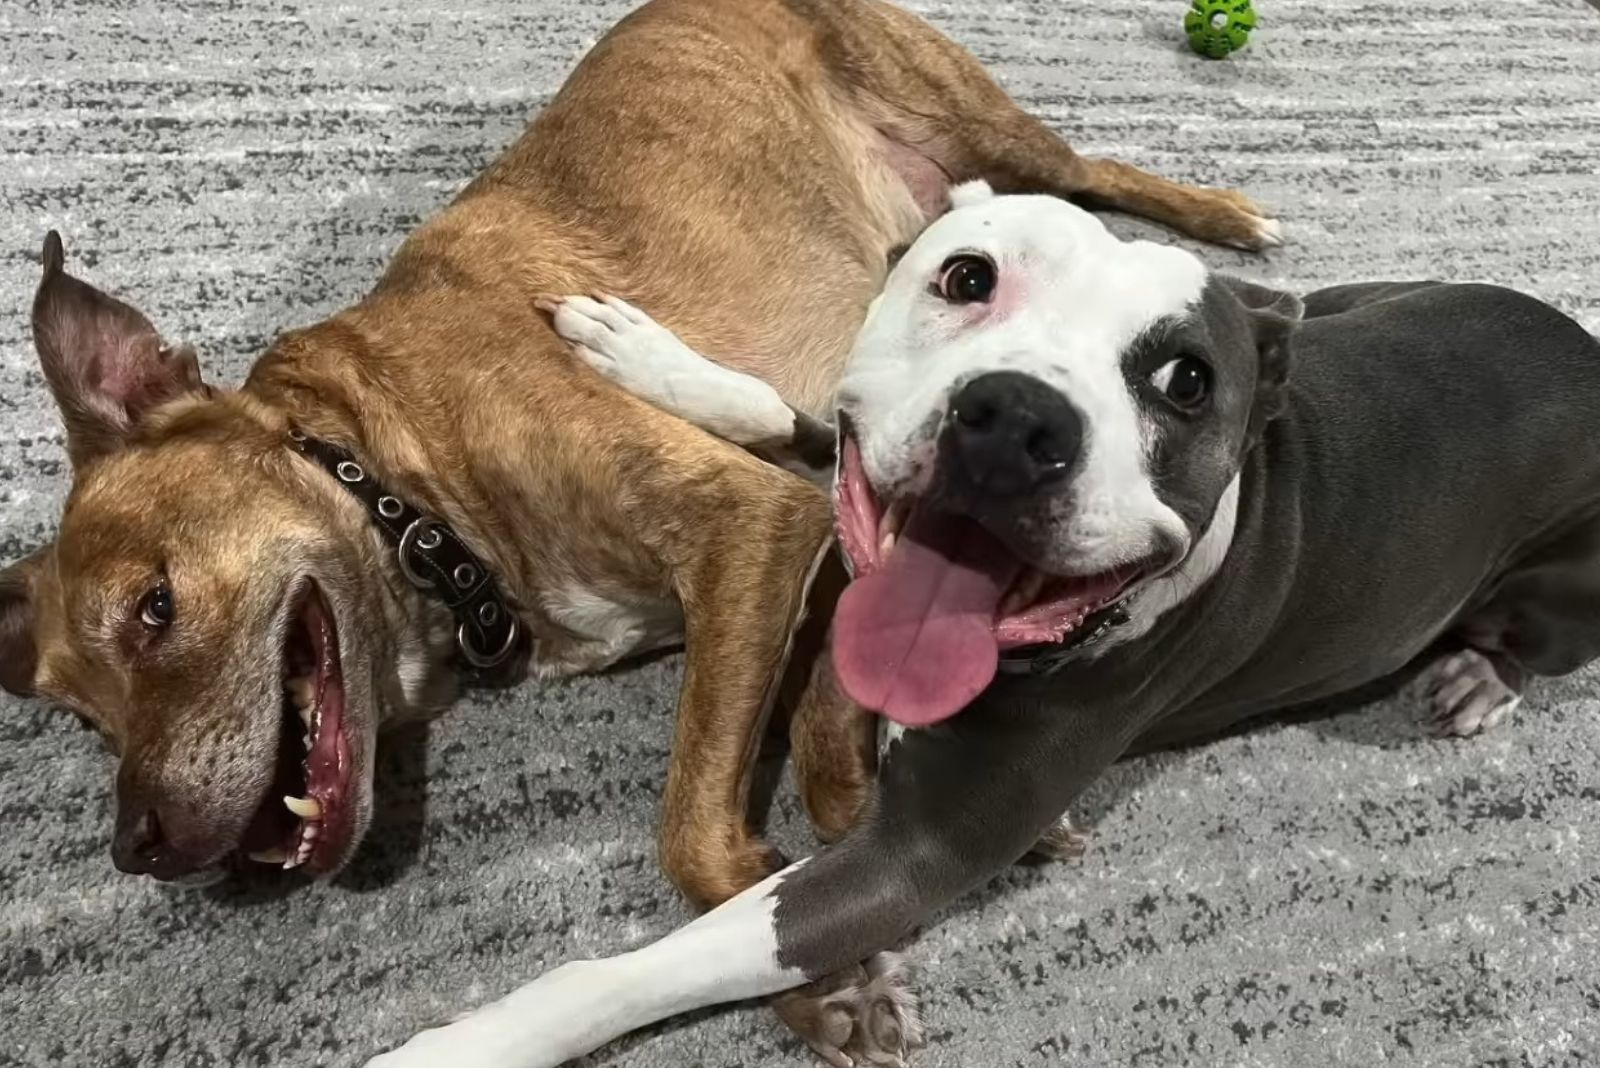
{"left": 288, "top": 429, "right": 525, "bottom": 684}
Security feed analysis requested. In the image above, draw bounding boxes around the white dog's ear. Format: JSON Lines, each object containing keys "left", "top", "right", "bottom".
{"left": 948, "top": 180, "right": 995, "bottom": 209}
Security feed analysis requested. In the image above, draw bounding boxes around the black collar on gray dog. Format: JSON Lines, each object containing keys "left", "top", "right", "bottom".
{"left": 996, "top": 603, "right": 1131, "bottom": 675}
{"left": 288, "top": 429, "right": 525, "bottom": 684}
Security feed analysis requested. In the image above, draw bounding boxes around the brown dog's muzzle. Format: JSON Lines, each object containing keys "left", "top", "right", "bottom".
{"left": 111, "top": 786, "right": 215, "bottom": 880}
{"left": 111, "top": 761, "right": 249, "bottom": 881}
{"left": 111, "top": 805, "right": 191, "bottom": 880}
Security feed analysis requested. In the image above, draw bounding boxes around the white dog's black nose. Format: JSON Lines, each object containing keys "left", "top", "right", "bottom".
{"left": 947, "top": 372, "right": 1082, "bottom": 497}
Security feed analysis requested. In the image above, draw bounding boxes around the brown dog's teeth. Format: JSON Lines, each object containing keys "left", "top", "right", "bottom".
{"left": 248, "top": 848, "right": 289, "bottom": 865}
{"left": 284, "top": 795, "right": 323, "bottom": 820}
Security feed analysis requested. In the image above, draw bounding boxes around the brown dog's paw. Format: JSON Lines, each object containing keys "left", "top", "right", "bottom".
{"left": 667, "top": 827, "right": 787, "bottom": 911}
{"left": 1420, "top": 648, "right": 1523, "bottom": 737}
{"left": 1029, "top": 812, "right": 1090, "bottom": 861}
{"left": 1193, "top": 187, "right": 1284, "bottom": 252}
{"left": 772, "top": 953, "right": 924, "bottom": 1068}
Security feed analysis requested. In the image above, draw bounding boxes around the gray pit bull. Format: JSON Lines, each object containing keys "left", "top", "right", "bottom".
{"left": 367, "top": 184, "right": 1600, "bottom": 1067}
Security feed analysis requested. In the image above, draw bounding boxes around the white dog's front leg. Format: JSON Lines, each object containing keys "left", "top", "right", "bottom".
{"left": 365, "top": 864, "right": 808, "bottom": 1068}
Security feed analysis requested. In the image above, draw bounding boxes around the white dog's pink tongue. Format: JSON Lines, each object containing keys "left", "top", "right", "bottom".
{"left": 834, "top": 510, "right": 1021, "bottom": 726}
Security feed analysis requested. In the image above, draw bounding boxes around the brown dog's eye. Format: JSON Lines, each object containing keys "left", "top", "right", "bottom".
{"left": 936, "top": 254, "right": 997, "bottom": 304}
{"left": 138, "top": 582, "right": 175, "bottom": 629}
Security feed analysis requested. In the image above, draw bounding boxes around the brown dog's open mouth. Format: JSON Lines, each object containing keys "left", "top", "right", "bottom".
{"left": 832, "top": 435, "right": 1146, "bottom": 727}
{"left": 238, "top": 581, "right": 357, "bottom": 875}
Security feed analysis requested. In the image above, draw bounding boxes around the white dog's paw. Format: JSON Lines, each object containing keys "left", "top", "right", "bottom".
{"left": 543, "top": 293, "right": 692, "bottom": 392}
{"left": 540, "top": 293, "right": 791, "bottom": 444}
{"left": 1419, "top": 648, "right": 1522, "bottom": 737}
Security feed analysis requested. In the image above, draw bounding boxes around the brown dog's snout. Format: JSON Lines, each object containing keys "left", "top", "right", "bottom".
{"left": 112, "top": 778, "right": 219, "bottom": 881}
{"left": 111, "top": 806, "right": 172, "bottom": 876}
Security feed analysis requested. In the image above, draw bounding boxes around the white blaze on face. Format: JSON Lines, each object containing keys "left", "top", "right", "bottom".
{"left": 837, "top": 181, "right": 1207, "bottom": 574}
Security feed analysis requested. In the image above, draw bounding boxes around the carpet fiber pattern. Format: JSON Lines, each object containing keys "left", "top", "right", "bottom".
{"left": 3, "top": 1, "right": 1600, "bottom": 1065}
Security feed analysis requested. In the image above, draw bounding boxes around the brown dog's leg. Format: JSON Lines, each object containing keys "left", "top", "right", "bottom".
{"left": 790, "top": 645, "right": 877, "bottom": 843}
{"left": 815, "top": 0, "right": 1280, "bottom": 250}
{"left": 775, "top": 552, "right": 878, "bottom": 844}
{"left": 650, "top": 456, "right": 837, "bottom": 909}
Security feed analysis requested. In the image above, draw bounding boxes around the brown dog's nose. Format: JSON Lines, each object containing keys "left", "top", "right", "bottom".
{"left": 111, "top": 806, "right": 205, "bottom": 880}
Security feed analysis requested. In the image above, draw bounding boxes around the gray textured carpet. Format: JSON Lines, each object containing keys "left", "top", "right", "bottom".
{"left": 4, "top": 1, "right": 1600, "bottom": 1065}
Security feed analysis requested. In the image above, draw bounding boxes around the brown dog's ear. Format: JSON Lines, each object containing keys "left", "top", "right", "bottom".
{"left": 1220, "top": 276, "right": 1303, "bottom": 438}
{"left": 31, "top": 232, "right": 208, "bottom": 468}
{"left": 0, "top": 545, "right": 53, "bottom": 697}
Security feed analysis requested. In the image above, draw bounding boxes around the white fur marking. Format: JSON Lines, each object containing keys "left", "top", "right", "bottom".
{"left": 878, "top": 718, "right": 908, "bottom": 760}
{"left": 540, "top": 584, "right": 683, "bottom": 674}
{"left": 1119, "top": 474, "right": 1241, "bottom": 643}
{"left": 395, "top": 643, "right": 431, "bottom": 710}
{"left": 365, "top": 864, "right": 809, "bottom": 1068}
{"left": 948, "top": 178, "right": 995, "bottom": 208}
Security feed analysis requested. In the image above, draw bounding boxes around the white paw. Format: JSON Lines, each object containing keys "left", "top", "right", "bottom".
{"left": 1419, "top": 649, "right": 1521, "bottom": 737}
{"left": 1253, "top": 216, "right": 1285, "bottom": 248}
{"left": 543, "top": 293, "right": 791, "bottom": 444}
{"left": 546, "top": 293, "right": 701, "bottom": 399}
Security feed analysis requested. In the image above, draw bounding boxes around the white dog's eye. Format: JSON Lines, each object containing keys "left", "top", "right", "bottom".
{"left": 936, "top": 254, "right": 996, "bottom": 304}
{"left": 1150, "top": 356, "right": 1212, "bottom": 410}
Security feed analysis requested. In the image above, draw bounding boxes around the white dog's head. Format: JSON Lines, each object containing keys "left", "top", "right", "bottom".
{"left": 831, "top": 182, "right": 1301, "bottom": 726}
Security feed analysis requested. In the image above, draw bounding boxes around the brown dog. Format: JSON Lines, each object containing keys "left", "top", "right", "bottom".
{"left": 0, "top": 0, "right": 1277, "bottom": 910}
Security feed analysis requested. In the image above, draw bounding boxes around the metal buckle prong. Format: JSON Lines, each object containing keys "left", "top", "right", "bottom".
{"left": 457, "top": 617, "right": 519, "bottom": 669}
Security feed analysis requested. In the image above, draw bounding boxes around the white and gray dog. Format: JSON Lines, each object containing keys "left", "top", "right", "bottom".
{"left": 370, "top": 183, "right": 1600, "bottom": 1067}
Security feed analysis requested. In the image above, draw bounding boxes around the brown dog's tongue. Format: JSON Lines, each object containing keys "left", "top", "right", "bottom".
{"left": 833, "top": 509, "right": 1021, "bottom": 726}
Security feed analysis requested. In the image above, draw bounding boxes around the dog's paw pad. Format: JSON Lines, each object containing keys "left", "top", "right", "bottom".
{"left": 1420, "top": 649, "right": 1522, "bottom": 738}
{"left": 773, "top": 953, "right": 924, "bottom": 1068}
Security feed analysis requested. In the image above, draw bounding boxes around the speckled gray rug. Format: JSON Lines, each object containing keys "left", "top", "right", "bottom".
{"left": 3, "top": 1, "right": 1600, "bottom": 1065}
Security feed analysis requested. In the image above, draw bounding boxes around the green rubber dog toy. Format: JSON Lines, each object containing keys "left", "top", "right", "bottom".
{"left": 1185, "top": 0, "right": 1257, "bottom": 59}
